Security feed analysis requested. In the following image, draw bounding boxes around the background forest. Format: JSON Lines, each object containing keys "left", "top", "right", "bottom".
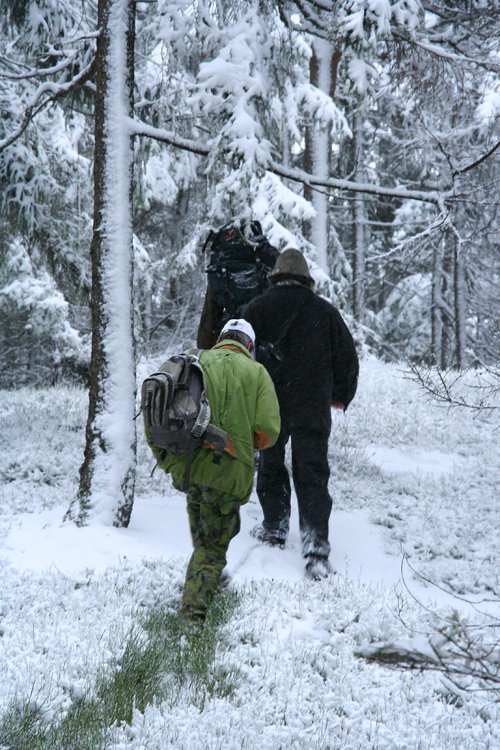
{"left": 0, "top": 7, "right": 499, "bottom": 743}
{"left": 1, "top": 0, "right": 498, "bottom": 390}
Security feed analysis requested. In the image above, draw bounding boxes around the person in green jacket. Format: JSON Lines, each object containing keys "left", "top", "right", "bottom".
{"left": 148, "top": 318, "right": 280, "bottom": 623}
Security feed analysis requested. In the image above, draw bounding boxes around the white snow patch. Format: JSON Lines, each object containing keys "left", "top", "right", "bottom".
{"left": 366, "top": 444, "right": 462, "bottom": 476}
{"left": 1, "top": 358, "right": 498, "bottom": 749}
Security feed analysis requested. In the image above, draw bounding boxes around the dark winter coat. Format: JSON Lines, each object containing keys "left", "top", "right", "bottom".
{"left": 242, "top": 284, "right": 359, "bottom": 431}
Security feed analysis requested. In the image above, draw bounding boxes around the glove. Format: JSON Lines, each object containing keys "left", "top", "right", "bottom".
{"left": 331, "top": 402, "right": 345, "bottom": 411}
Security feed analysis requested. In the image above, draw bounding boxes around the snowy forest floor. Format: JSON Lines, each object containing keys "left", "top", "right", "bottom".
{"left": 0, "top": 357, "right": 499, "bottom": 749}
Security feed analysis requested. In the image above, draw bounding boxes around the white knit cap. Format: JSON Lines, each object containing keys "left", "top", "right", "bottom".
{"left": 219, "top": 318, "right": 256, "bottom": 347}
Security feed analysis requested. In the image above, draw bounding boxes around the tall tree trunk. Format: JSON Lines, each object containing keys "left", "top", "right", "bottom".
{"left": 452, "top": 221, "right": 467, "bottom": 369}
{"left": 302, "top": 48, "right": 318, "bottom": 244}
{"left": 303, "top": 40, "right": 339, "bottom": 272}
{"left": 309, "top": 38, "right": 333, "bottom": 273}
{"left": 431, "top": 246, "right": 443, "bottom": 365}
{"left": 352, "top": 107, "right": 366, "bottom": 321}
{"left": 67, "top": 0, "right": 136, "bottom": 527}
{"left": 441, "top": 240, "right": 453, "bottom": 369}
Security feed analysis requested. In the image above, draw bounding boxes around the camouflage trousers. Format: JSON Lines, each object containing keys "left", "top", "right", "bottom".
{"left": 180, "top": 485, "right": 241, "bottom": 621}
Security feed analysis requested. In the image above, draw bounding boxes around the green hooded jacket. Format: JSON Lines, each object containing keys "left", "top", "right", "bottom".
{"left": 147, "top": 340, "right": 281, "bottom": 502}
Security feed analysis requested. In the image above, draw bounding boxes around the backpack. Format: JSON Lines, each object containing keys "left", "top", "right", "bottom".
{"left": 141, "top": 350, "right": 228, "bottom": 489}
{"left": 202, "top": 220, "right": 279, "bottom": 316}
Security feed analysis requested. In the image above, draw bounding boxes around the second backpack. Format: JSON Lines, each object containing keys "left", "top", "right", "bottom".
{"left": 202, "top": 220, "right": 279, "bottom": 316}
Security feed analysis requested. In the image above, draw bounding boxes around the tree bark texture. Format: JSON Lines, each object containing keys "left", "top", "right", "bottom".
{"left": 71, "top": 0, "right": 137, "bottom": 527}
{"left": 352, "top": 107, "right": 366, "bottom": 321}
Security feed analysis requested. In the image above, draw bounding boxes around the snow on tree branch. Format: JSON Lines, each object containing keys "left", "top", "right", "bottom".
{"left": 127, "top": 116, "right": 446, "bottom": 207}
{"left": 0, "top": 57, "right": 96, "bottom": 152}
{"left": 273, "top": 160, "right": 445, "bottom": 207}
{"left": 393, "top": 31, "right": 500, "bottom": 72}
{"left": 404, "top": 361, "right": 500, "bottom": 414}
{"left": 355, "top": 556, "right": 500, "bottom": 699}
{"left": 356, "top": 621, "right": 500, "bottom": 697}
{"left": 453, "top": 140, "right": 500, "bottom": 178}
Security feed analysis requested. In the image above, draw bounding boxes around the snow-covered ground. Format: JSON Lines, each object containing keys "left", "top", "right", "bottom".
{"left": 0, "top": 357, "right": 498, "bottom": 749}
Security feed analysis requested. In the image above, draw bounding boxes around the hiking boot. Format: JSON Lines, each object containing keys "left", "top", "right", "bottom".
{"left": 250, "top": 523, "right": 286, "bottom": 549}
{"left": 304, "top": 556, "right": 332, "bottom": 581}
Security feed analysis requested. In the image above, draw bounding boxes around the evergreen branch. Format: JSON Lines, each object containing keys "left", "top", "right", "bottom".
{"left": 288, "top": 0, "right": 329, "bottom": 32}
{"left": 126, "top": 117, "right": 212, "bottom": 157}
{"left": 0, "top": 58, "right": 95, "bottom": 153}
{"left": 276, "top": 0, "right": 332, "bottom": 39}
{"left": 281, "top": 0, "right": 333, "bottom": 15}
{"left": 128, "top": 116, "right": 447, "bottom": 207}
{"left": 393, "top": 30, "right": 500, "bottom": 73}
{"left": 0, "top": 53, "right": 80, "bottom": 81}
{"left": 272, "top": 161, "right": 446, "bottom": 207}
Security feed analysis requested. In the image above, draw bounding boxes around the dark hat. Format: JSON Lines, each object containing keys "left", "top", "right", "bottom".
{"left": 269, "top": 249, "right": 314, "bottom": 287}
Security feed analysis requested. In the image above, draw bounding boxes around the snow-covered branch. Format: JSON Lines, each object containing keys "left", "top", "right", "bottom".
{"left": 271, "top": 161, "right": 445, "bottom": 207}
{"left": 0, "top": 58, "right": 96, "bottom": 152}
{"left": 356, "top": 621, "right": 500, "bottom": 696}
{"left": 355, "top": 556, "right": 500, "bottom": 699}
{"left": 0, "top": 52, "right": 80, "bottom": 80}
{"left": 405, "top": 362, "right": 500, "bottom": 413}
{"left": 127, "top": 116, "right": 446, "bottom": 207}
{"left": 453, "top": 140, "right": 500, "bottom": 178}
{"left": 279, "top": 0, "right": 331, "bottom": 40}
{"left": 393, "top": 31, "right": 500, "bottom": 72}
{"left": 126, "top": 117, "right": 211, "bottom": 157}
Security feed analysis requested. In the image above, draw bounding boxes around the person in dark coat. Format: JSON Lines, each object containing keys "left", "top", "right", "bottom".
{"left": 242, "top": 249, "right": 359, "bottom": 580}
{"left": 196, "top": 221, "right": 280, "bottom": 349}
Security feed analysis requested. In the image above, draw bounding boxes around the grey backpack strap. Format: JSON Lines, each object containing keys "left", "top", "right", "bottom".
{"left": 182, "top": 347, "right": 229, "bottom": 481}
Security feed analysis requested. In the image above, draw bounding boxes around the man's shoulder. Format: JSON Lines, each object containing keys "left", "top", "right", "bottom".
{"left": 243, "top": 287, "right": 276, "bottom": 313}
{"left": 291, "top": 289, "right": 338, "bottom": 319}
{"left": 199, "top": 346, "right": 227, "bottom": 371}
{"left": 201, "top": 343, "right": 255, "bottom": 368}
{"left": 313, "top": 293, "right": 339, "bottom": 314}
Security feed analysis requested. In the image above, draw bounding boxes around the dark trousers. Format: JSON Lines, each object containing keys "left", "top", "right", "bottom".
{"left": 256, "top": 424, "right": 332, "bottom": 559}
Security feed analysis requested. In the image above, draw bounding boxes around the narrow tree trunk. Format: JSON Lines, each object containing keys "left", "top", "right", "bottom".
{"left": 309, "top": 38, "right": 333, "bottom": 273}
{"left": 431, "top": 246, "right": 443, "bottom": 365}
{"left": 432, "top": 235, "right": 457, "bottom": 369}
{"left": 352, "top": 107, "right": 366, "bottom": 321}
{"left": 453, "top": 228, "right": 467, "bottom": 369}
{"left": 302, "top": 49, "right": 318, "bottom": 243}
{"left": 303, "top": 44, "right": 343, "bottom": 275}
{"left": 441, "top": 242, "right": 453, "bottom": 369}
{"left": 67, "top": 0, "right": 136, "bottom": 527}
